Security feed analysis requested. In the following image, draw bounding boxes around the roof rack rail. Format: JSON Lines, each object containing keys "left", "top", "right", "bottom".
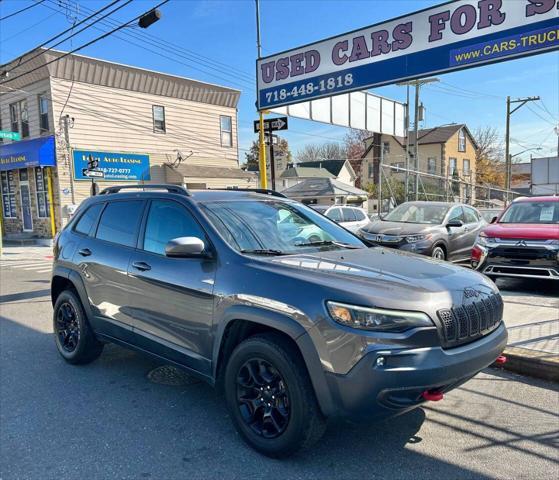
{"left": 211, "top": 187, "right": 287, "bottom": 198}
{"left": 98, "top": 184, "right": 190, "bottom": 196}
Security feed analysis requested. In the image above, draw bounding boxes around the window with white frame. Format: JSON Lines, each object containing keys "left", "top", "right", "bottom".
{"left": 463, "top": 159, "right": 470, "bottom": 175}
{"left": 152, "top": 105, "right": 166, "bottom": 133}
{"left": 458, "top": 129, "right": 466, "bottom": 152}
{"left": 394, "top": 162, "right": 405, "bottom": 169}
{"left": 220, "top": 115, "right": 232, "bottom": 147}
{"left": 449, "top": 158, "right": 457, "bottom": 175}
{"left": 427, "top": 157, "right": 437, "bottom": 174}
{"left": 368, "top": 162, "right": 375, "bottom": 177}
{"left": 382, "top": 141, "right": 390, "bottom": 155}
{"left": 9, "top": 100, "right": 29, "bottom": 138}
{"left": 1, "top": 171, "right": 17, "bottom": 218}
{"left": 34, "top": 167, "right": 50, "bottom": 218}
{"left": 38, "top": 94, "right": 50, "bottom": 133}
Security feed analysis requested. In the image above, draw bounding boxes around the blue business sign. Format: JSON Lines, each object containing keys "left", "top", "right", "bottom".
{"left": 257, "top": 0, "right": 559, "bottom": 109}
{"left": 0, "top": 136, "right": 56, "bottom": 171}
{"left": 73, "top": 149, "right": 151, "bottom": 181}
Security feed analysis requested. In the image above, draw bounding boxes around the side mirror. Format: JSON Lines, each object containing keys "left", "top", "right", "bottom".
{"left": 490, "top": 216, "right": 498, "bottom": 224}
{"left": 165, "top": 237, "right": 207, "bottom": 258}
{"left": 446, "top": 219, "right": 463, "bottom": 228}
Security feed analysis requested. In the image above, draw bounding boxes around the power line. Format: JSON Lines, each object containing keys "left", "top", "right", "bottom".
{"left": 2, "top": 0, "right": 132, "bottom": 76}
{"left": 0, "top": 11, "right": 59, "bottom": 43}
{"left": 1, "top": 0, "right": 171, "bottom": 85}
{"left": 0, "top": 0, "right": 46, "bottom": 21}
{"left": 40, "top": 0, "right": 255, "bottom": 87}
{"left": 0, "top": 0, "right": 122, "bottom": 70}
{"left": 45, "top": 0, "right": 255, "bottom": 83}
{"left": 526, "top": 105, "right": 557, "bottom": 126}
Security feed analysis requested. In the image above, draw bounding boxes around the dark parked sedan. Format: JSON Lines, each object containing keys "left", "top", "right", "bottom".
{"left": 358, "top": 201, "right": 486, "bottom": 262}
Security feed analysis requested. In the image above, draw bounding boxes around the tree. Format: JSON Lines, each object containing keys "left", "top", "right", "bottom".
{"left": 344, "top": 129, "right": 371, "bottom": 159}
{"left": 295, "top": 142, "right": 347, "bottom": 162}
{"left": 244, "top": 137, "right": 292, "bottom": 171}
{"left": 473, "top": 126, "right": 505, "bottom": 187}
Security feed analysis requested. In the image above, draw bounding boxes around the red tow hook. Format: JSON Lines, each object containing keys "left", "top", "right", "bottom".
{"left": 495, "top": 355, "right": 507, "bottom": 365}
{"left": 422, "top": 390, "right": 444, "bottom": 401}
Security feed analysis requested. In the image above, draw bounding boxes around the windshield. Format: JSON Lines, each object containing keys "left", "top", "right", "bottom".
{"left": 499, "top": 201, "right": 558, "bottom": 224}
{"left": 201, "top": 200, "right": 365, "bottom": 254}
{"left": 383, "top": 203, "right": 449, "bottom": 224}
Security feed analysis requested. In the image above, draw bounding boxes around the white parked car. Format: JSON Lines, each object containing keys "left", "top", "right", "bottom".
{"left": 312, "top": 205, "right": 370, "bottom": 232}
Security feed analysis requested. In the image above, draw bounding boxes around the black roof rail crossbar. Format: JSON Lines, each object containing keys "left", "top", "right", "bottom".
{"left": 210, "top": 187, "right": 287, "bottom": 198}
{"left": 99, "top": 184, "right": 190, "bottom": 196}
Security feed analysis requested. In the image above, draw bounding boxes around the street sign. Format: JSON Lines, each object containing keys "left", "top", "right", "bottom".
{"left": 82, "top": 169, "right": 105, "bottom": 178}
{"left": 257, "top": 0, "right": 559, "bottom": 109}
{"left": 0, "top": 131, "right": 21, "bottom": 141}
{"left": 253, "top": 116, "right": 288, "bottom": 133}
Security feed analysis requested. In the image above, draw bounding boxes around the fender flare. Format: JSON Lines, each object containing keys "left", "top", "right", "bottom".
{"left": 51, "top": 266, "right": 95, "bottom": 322}
{"left": 214, "top": 304, "right": 336, "bottom": 417}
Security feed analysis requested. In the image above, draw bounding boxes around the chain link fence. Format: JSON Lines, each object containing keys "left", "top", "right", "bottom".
{"left": 375, "top": 163, "right": 523, "bottom": 213}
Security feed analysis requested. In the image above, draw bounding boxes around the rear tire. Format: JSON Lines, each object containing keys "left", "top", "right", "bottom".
{"left": 224, "top": 333, "right": 326, "bottom": 458}
{"left": 53, "top": 289, "right": 103, "bottom": 365}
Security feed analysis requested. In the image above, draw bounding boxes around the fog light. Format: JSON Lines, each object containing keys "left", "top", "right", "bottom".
{"left": 375, "top": 356, "right": 385, "bottom": 367}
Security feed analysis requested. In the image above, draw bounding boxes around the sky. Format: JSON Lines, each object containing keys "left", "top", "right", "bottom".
{"left": 1, "top": 0, "right": 558, "bottom": 163}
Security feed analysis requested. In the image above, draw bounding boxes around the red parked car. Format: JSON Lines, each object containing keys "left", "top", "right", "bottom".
{"left": 471, "top": 196, "right": 559, "bottom": 280}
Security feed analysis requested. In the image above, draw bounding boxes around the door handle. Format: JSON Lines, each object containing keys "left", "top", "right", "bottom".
{"left": 132, "top": 261, "right": 151, "bottom": 272}
{"left": 78, "top": 248, "right": 92, "bottom": 257}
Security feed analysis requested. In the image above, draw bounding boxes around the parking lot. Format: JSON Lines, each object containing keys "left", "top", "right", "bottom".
{"left": 0, "top": 248, "right": 557, "bottom": 479}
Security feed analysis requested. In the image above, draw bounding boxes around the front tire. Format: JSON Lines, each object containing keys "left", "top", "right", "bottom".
{"left": 431, "top": 245, "right": 446, "bottom": 260}
{"left": 53, "top": 289, "right": 103, "bottom": 364}
{"left": 224, "top": 333, "right": 326, "bottom": 458}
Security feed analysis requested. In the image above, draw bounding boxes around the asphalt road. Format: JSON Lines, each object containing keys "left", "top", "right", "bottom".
{"left": 1, "top": 263, "right": 558, "bottom": 480}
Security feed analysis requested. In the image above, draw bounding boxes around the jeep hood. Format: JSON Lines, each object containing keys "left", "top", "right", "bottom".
{"left": 361, "top": 220, "right": 440, "bottom": 236}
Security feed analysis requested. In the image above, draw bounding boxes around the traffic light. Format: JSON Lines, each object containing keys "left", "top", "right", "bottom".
{"left": 87, "top": 155, "right": 98, "bottom": 170}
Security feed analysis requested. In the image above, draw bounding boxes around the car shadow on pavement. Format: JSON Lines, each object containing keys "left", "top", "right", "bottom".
{"left": 0, "top": 315, "right": 539, "bottom": 480}
{"left": 0, "top": 288, "right": 51, "bottom": 304}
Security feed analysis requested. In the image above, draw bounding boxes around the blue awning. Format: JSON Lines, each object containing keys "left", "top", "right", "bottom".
{"left": 0, "top": 136, "right": 56, "bottom": 171}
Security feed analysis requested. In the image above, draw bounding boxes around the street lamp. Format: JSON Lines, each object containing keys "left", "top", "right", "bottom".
{"left": 510, "top": 147, "right": 542, "bottom": 159}
{"left": 138, "top": 9, "right": 162, "bottom": 28}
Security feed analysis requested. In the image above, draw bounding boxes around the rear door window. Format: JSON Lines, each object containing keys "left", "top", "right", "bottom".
{"left": 353, "top": 209, "right": 367, "bottom": 221}
{"left": 342, "top": 208, "right": 357, "bottom": 222}
{"left": 463, "top": 207, "right": 479, "bottom": 224}
{"left": 95, "top": 200, "right": 144, "bottom": 247}
{"left": 74, "top": 203, "right": 104, "bottom": 236}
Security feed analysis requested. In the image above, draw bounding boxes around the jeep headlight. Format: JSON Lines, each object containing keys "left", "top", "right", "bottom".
{"left": 405, "top": 233, "right": 432, "bottom": 243}
{"left": 326, "top": 301, "right": 433, "bottom": 332}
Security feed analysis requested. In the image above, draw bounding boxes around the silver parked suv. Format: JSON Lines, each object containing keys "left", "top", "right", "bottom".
{"left": 51, "top": 185, "right": 507, "bottom": 457}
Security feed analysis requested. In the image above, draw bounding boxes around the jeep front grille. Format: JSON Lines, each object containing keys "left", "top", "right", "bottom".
{"left": 437, "top": 293, "right": 503, "bottom": 348}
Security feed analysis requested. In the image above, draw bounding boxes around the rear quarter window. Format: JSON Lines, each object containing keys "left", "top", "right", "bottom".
{"left": 74, "top": 203, "right": 104, "bottom": 236}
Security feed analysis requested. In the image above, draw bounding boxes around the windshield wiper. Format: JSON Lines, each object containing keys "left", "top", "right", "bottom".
{"left": 294, "top": 240, "right": 361, "bottom": 249}
{"left": 240, "top": 249, "right": 285, "bottom": 256}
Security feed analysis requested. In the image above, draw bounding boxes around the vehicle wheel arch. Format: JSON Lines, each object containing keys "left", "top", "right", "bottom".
{"left": 51, "top": 268, "right": 94, "bottom": 322}
{"left": 214, "top": 307, "right": 335, "bottom": 417}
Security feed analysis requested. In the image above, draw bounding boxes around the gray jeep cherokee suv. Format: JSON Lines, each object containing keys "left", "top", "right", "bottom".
{"left": 51, "top": 185, "right": 507, "bottom": 457}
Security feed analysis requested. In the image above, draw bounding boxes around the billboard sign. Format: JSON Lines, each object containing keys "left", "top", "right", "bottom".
{"left": 73, "top": 150, "right": 151, "bottom": 181}
{"left": 257, "top": 0, "right": 559, "bottom": 109}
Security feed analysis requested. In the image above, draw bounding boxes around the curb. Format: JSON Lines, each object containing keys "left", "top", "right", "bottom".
{"left": 492, "top": 346, "right": 559, "bottom": 382}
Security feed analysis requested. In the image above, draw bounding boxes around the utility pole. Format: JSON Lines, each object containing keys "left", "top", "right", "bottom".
{"left": 504, "top": 96, "right": 540, "bottom": 199}
{"left": 398, "top": 78, "right": 438, "bottom": 200}
{"left": 255, "top": 0, "right": 268, "bottom": 189}
{"left": 61, "top": 114, "right": 76, "bottom": 204}
{"left": 404, "top": 85, "right": 410, "bottom": 202}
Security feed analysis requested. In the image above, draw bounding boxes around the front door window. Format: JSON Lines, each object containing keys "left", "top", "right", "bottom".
{"left": 19, "top": 170, "right": 33, "bottom": 231}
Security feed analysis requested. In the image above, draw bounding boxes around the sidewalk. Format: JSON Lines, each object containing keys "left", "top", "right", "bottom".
{"left": 498, "top": 285, "right": 559, "bottom": 382}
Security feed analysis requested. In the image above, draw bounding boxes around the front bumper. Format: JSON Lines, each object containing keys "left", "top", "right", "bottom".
{"left": 323, "top": 322, "right": 507, "bottom": 420}
{"left": 472, "top": 243, "right": 559, "bottom": 279}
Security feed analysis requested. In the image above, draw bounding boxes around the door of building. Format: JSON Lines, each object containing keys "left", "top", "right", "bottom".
{"left": 19, "top": 169, "right": 33, "bottom": 232}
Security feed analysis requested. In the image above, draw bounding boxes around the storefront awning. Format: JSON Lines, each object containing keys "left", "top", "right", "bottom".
{"left": 0, "top": 136, "right": 56, "bottom": 171}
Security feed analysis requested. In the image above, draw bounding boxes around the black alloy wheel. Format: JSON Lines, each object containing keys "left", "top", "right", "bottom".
{"left": 236, "top": 358, "right": 290, "bottom": 438}
{"left": 55, "top": 301, "right": 80, "bottom": 353}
